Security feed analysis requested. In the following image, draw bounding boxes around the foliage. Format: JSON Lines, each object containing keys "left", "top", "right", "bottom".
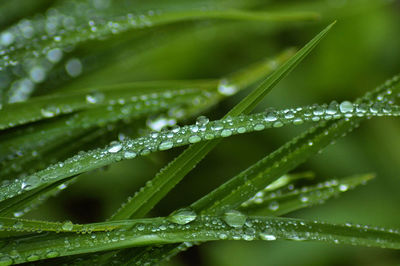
{"left": 0, "top": 0, "right": 399, "bottom": 265}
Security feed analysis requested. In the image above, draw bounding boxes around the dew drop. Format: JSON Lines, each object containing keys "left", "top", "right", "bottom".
{"left": 237, "top": 127, "right": 246, "bottom": 133}
{"left": 188, "top": 135, "right": 201, "bottom": 143}
{"left": 293, "top": 118, "right": 304, "bottom": 125}
{"left": 41, "top": 105, "right": 60, "bottom": 118}
{"left": 46, "top": 48, "right": 63, "bottom": 63}
{"left": 196, "top": 116, "right": 209, "bottom": 126}
{"left": 268, "top": 201, "right": 279, "bottom": 211}
{"left": 46, "top": 251, "right": 59, "bottom": 258}
{"left": 86, "top": 91, "right": 105, "bottom": 104}
{"left": 27, "top": 254, "right": 40, "bottom": 262}
{"left": 339, "top": 184, "right": 349, "bottom": 192}
{"left": 168, "top": 208, "right": 197, "bottom": 225}
{"left": 108, "top": 141, "right": 122, "bottom": 153}
{"left": 218, "top": 79, "right": 238, "bottom": 96}
{"left": 62, "top": 221, "right": 74, "bottom": 231}
{"left": 223, "top": 210, "right": 246, "bottom": 228}
{"left": 211, "top": 122, "right": 223, "bottom": 131}
{"left": 221, "top": 129, "right": 232, "bottom": 137}
{"left": 218, "top": 233, "right": 228, "bottom": 239}
{"left": 259, "top": 232, "right": 277, "bottom": 241}
{"left": 339, "top": 101, "right": 353, "bottom": 113}
{"left": 65, "top": 58, "right": 83, "bottom": 77}
{"left": 254, "top": 124, "right": 265, "bottom": 131}
{"left": 326, "top": 101, "right": 339, "bottom": 115}
{"left": 159, "top": 140, "right": 174, "bottom": 151}
{"left": 264, "top": 112, "right": 277, "bottom": 122}
{"left": 123, "top": 151, "right": 137, "bottom": 159}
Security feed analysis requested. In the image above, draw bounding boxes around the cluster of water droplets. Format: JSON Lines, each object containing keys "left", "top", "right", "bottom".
{"left": 241, "top": 175, "right": 370, "bottom": 213}
{"left": 1, "top": 99, "right": 398, "bottom": 202}
{"left": 2, "top": 209, "right": 400, "bottom": 264}
{"left": 1, "top": 87, "right": 213, "bottom": 130}
{"left": 0, "top": 0, "right": 165, "bottom": 103}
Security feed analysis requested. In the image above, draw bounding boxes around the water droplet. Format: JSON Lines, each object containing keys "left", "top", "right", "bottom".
{"left": 196, "top": 116, "right": 209, "bottom": 126}
{"left": 237, "top": 127, "right": 246, "bottom": 133}
{"left": 211, "top": 122, "right": 223, "bottom": 131}
{"left": 159, "top": 140, "right": 174, "bottom": 151}
{"left": 62, "top": 221, "right": 74, "bottom": 231}
{"left": 108, "top": 141, "right": 122, "bottom": 153}
{"left": 30, "top": 66, "right": 46, "bottom": 83}
{"left": 27, "top": 254, "right": 40, "bottom": 262}
{"left": 254, "top": 124, "right": 265, "bottom": 131}
{"left": 41, "top": 105, "right": 60, "bottom": 118}
{"left": 47, "top": 48, "right": 63, "bottom": 63}
{"left": 326, "top": 101, "right": 339, "bottom": 115}
{"left": 339, "top": 184, "right": 349, "bottom": 192}
{"left": 259, "top": 232, "right": 277, "bottom": 241}
{"left": 339, "top": 101, "right": 353, "bottom": 113}
{"left": 46, "top": 251, "right": 59, "bottom": 258}
{"left": 218, "top": 79, "right": 238, "bottom": 96}
{"left": 268, "top": 201, "right": 279, "bottom": 211}
{"left": 86, "top": 91, "right": 105, "bottom": 104}
{"left": 221, "top": 129, "right": 232, "bottom": 137}
{"left": 218, "top": 233, "right": 228, "bottom": 239}
{"left": 23, "top": 175, "right": 39, "bottom": 190}
{"left": 188, "top": 135, "right": 201, "bottom": 143}
{"left": 313, "top": 106, "right": 325, "bottom": 116}
{"left": 293, "top": 118, "right": 304, "bottom": 125}
{"left": 65, "top": 58, "right": 83, "bottom": 77}
{"left": 123, "top": 151, "right": 137, "bottom": 159}
{"left": 168, "top": 208, "right": 197, "bottom": 225}
{"left": 223, "top": 210, "right": 246, "bottom": 228}
{"left": 264, "top": 112, "right": 277, "bottom": 122}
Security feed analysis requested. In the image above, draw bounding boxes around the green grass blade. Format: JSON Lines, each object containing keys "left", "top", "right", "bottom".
{"left": 108, "top": 101, "right": 398, "bottom": 219}
{"left": 109, "top": 23, "right": 335, "bottom": 220}
{"left": 239, "top": 173, "right": 375, "bottom": 216}
{"left": 126, "top": 74, "right": 400, "bottom": 265}
{"left": 0, "top": 81, "right": 216, "bottom": 130}
{"left": 1, "top": 215, "right": 400, "bottom": 264}
{"left": 0, "top": 5, "right": 318, "bottom": 71}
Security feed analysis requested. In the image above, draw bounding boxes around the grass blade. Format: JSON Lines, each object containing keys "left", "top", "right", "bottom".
{"left": 1, "top": 215, "right": 400, "bottom": 264}
{"left": 239, "top": 173, "right": 375, "bottom": 216}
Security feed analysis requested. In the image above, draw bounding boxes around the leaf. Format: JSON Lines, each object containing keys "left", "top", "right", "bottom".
{"left": 0, "top": 3, "right": 318, "bottom": 70}
{"left": 109, "top": 23, "right": 336, "bottom": 221}
{"left": 126, "top": 73, "right": 400, "bottom": 264}
{"left": 239, "top": 173, "right": 375, "bottom": 216}
{"left": 1, "top": 215, "right": 400, "bottom": 264}
{"left": 0, "top": 80, "right": 216, "bottom": 130}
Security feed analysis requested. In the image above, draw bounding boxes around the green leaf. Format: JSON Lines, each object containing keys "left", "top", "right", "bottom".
{"left": 239, "top": 173, "right": 375, "bottom": 216}
{"left": 1, "top": 215, "right": 400, "bottom": 264}
{"left": 109, "top": 23, "right": 336, "bottom": 221}
{"left": 0, "top": 80, "right": 216, "bottom": 130}
{"left": 126, "top": 71, "right": 400, "bottom": 265}
{"left": 0, "top": 4, "right": 318, "bottom": 70}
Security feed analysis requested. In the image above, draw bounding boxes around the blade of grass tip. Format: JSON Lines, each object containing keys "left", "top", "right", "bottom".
{"left": 0, "top": 52, "right": 296, "bottom": 228}
{"left": 130, "top": 75, "right": 400, "bottom": 265}
{"left": 3, "top": 215, "right": 400, "bottom": 264}
{"left": 239, "top": 173, "right": 375, "bottom": 216}
{"left": 0, "top": 23, "right": 337, "bottom": 208}
{"left": 109, "top": 22, "right": 335, "bottom": 221}
{"left": 120, "top": 61, "right": 400, "bottom": 266}
{"left": 86, "top": 22, "right": 336, "bottom": 266}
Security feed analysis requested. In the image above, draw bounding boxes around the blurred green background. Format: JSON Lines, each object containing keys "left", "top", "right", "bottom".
{"left": 14, "top": 0, "right": 400, "bottom": 265}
